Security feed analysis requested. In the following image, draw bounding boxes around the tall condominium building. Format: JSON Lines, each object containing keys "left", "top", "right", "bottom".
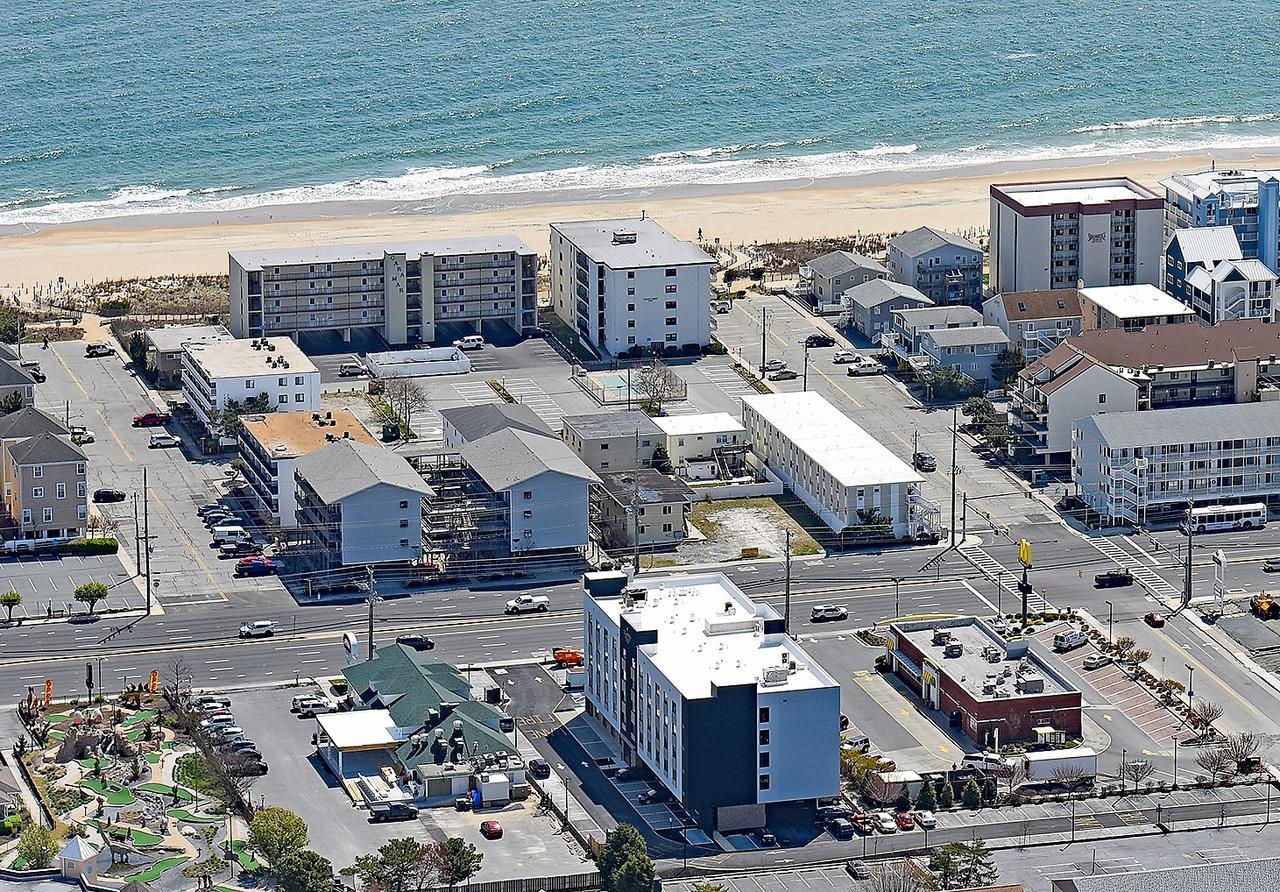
{"left": 989, "top": 179, "right": 1164, "bottom": 293}
{"left": 181, "top": 337, "right": 321, "bottom": 440}
{"left": 549, "top": 218, "right": 713, "bottom": 357}
{"left": 1161, "top": 168, "right": 1280, "bottom": 272}
{"left": 228, "top": 237, "right": 538, "bottom": 346}
{"left": 582, "top": 570, "right": 840, "bottom": 832}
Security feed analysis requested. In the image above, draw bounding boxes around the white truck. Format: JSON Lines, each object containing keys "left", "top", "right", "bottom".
{"left": 1020, "top": 747, "right": 1098, "bottom": 785}
{"left": 504, "top": 594, "right": 550, "bottom": 615}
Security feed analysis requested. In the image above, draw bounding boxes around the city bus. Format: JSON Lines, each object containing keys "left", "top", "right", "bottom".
{"left": 1183, "top": 503, "right": 1268, "bottom": 534}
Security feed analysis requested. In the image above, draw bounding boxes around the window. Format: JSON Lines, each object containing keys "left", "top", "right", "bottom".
{"left": 295, "top": 376, "right": 304, "bottom": 385}
{"left": 20, "top": 509, "right": 30, "bottom": 524}
{"left": 627, "top": 271, "right": 635, "bottom": 279}
{"left": 523, "top": 509, "right": 533, "bottom": 518}
{"left": 758, "top": 729, "right": 770, "bottom": 746}
{"left": 399, "top": 539, "right": 410, "bottom": 548}
{"left": 399, "top": 518, "right": 409, "bottom": 528}
{"left": 662, "top": 522, "right": 672, "bottom": 532}
{"left": 77, "top": 482, "right": 86, "bottom": 498}
{"left": 523, "top": 490, "right": 533, "bottom": 500}
{"left": 277, "top": 394, "right": 288, "bottom": 404}
{"left": 627, "top": 320, "right": 635, "bottom": 328}
{"left": 600, "top": 443, "right": 609, "bottom": 451}
{"left": 627, "top": 303, "right": 636, "bottom": 312}
{"left": 56, "top": 482, "right": 66, "bottom": 499}
{"left": 665, "top": 300, "right": 677, "bottom": 309}
{"left": 399, "top": 500, "right": 409, "bottom": 509}
{"left": 627, "top": 287, "right": 635, "bottom": 296}
{"left": 758, "top": 752, "right": 770, "bottom": 768}
{"left": 627, "top": 336, "right": 636, "bottom": 345}
{"left": 278, "top": 376, "right": 287, "bottom": 386}
{"left": 758, "top": 707, "right": 770, "bottom": 723}
{"left": 665, "top": 317, "right": 677, "bottom": 325}
{"left": 245, "top": 379, "right": 255, "bottom": 389}
{"left": 665, "top": 333, "right": 677, "bottom": 342}
{"left": 758, "top": 775, "right": 770, "bottom": 790}
{"left": 665, "top": 268, "right": 677, "bottom": 277}
{"left": 1099, "top": 393, "right": 1107, "bottom": 404}
{"left": 294, "top": 393, "right": 305, "bottom": 402}
{"left": 32, "top": 487, "right": 43, "bottom": 499}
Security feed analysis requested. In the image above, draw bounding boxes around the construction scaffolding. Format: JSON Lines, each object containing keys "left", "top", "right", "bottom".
{"left": 410, "top": 453, "right": 512, "bottom": 565}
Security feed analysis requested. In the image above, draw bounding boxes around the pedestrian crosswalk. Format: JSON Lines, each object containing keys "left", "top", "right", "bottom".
{"left": 1087, "top": 537, "right": 1182, "bottom": 602}
{"left": 700, "top": 364, "right": 757, "bottom": 400}
{"left": 959, "top": 543, "right": 1051, "bottom": 612}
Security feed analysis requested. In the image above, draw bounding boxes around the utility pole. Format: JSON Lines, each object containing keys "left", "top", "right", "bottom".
{"left": 1182, "top": 500, "right": 1194, "bottom": 609}
{"left": 949, "top": 406, "right": 959, "bottom": 548}
{"left": 143, "top": 468, "right": 152, "bottom": 615}
{"left": 365, "top": 566, "right": 376, "bottom": 662}
{"left": 65, "top": 400, "right": 70, "bottom": 428}
{"left": 802, "top": 348, "right": 809, "bottom": 391}
{"left": 759, "top": 307, "right": 768, "bottom": 376}
{"left": 784, "top": 529, "right": 792, "bottom": 634}
{"left": 133, "top": 493, "right": 141, "bottom": 568}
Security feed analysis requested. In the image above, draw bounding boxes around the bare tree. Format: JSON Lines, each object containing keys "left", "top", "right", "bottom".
{"left": 384, "top": 379, "right": 428, "bottom": 435}
{"left": 868, "top": 861, "right": 926, "bottom": 892}
{"left": 1195, "top": 747, "right": 1233, "bottom": 784}
{"left": 1123, "top": 759, "right": 1155, "bottom": 791}
{"left": 999, "top": 759, "right": 1028, "bottom": 798}
{"left": 1187, "top": 701, "right": 1225, "bottom": 738}
{"left": 1127, "top": 649, "right": 1151, "bottom": 666}
{"left": 1221, "top": 731, "right": 1260, "bottom": 764}
{"left": 163, "top": 657, "right": 193, "bottom": 704}
{"left": 633, "top": 361, "right": 682, "bottom": 415}
{"left": 1050, "top": 765, "right": 1088, "bottom": 791}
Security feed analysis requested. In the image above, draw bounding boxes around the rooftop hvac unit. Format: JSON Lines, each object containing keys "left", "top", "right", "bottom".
{"left": 944, "top": 642, "right": 963, "bottom": 658}
{"left": 612, "top": 229, "right": 638, "bottom": 245}
{"left": 761, "top": 666, "right": 790, "bottom": 686}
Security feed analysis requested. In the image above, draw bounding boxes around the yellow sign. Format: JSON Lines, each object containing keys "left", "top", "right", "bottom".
{"left": 148, "top": 670, "right": 160, "bottom": 694}
{"left": 43, "top": 679, "right": 52, "bottom": 708}
{"left": 1017, "top": 538, "right": 1033, "bottom": 568}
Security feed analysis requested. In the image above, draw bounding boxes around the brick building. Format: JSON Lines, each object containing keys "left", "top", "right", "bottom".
{"left": 885, "top": 617, "right": 1082, "bottom": 747}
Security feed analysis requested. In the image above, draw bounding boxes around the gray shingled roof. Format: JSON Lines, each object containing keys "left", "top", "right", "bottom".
{"left": 1051, "top": 856, "right": 1280, "bottom": 892}
{"left": 0, "top": 345, "right": 17, "bottom": 362}
{"left": 889, "top": 225, "right": 982, "bottom": 258}
{"left": 842, "top": 279, "right": 932, "bottom": 310}
{"left": 6, "top": 431, "right": 85, "bottom": 466}
{"left": 0, "top": 359, "right": 35, "bottom": 388}
{"left": 807, "top": 250, "right": 889, "bottom": 278}
{"left": 1168, "top": 225, "right": 1242, "bottom": 265}
{"left": 922, "top": 325, "right": 1010, "bottom": 348}
{"left": 562, "top": 410, "right": 662, "bottom": 439}
{"left": 0, "top": 407, "right": 68, "bottom": 441}
{"left": 294, "top": 439, "right": 432, "bottom": 503}
{"left": 440, "top": 403, "right": 553, "bottom": 444}
{"left": 893, "top": 306, "right": 984, "bottom": 328}
{"left": 1078, "top": 401, "right": 1280, "bottom": 449}
{"left": 461, "top": 428, "right": 600, "bottom": 491}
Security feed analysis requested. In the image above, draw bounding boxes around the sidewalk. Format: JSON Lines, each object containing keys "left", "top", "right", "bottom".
{"left": 514, "top": 732, "right": 608, "bottom": 848}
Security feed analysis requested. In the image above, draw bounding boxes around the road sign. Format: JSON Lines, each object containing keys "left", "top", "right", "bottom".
{"left": 85, "top": 662, "right": 94, "bottom": 690}
{"left": 1018, "top": 539, "right": 1033, "bottom": 568}
{"left": 149, "top": 670, "right": 160, "bottom": 693}
{"left": 1213, "top": 549, "right": 1226, "bottom": 610}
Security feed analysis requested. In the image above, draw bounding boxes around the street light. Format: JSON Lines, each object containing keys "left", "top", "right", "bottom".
{"left": 1185, "top": 664, "right": 1195, "bottom": 710}
{"left": 1104, "top": 600, "right": 1114, "bottom": 642}
{"left": 1120, "top": 747, "right": 1127, "bottom": 794}
{"left": 892, "top": 577, "right": 903, "bottom": 619}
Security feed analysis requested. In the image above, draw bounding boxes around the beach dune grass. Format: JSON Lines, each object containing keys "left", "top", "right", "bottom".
{"left": 127, "top": 856, "right": 189, "bottom": 883}
{"left": 79, "top": 778, "right": 135, "bottom": 806}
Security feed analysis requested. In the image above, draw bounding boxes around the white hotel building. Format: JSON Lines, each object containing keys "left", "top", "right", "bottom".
{"left": 181, "top": 337, "right": 321, "bottom": 440}
{"left": 741, "top": 392, "right": 940, "bottom": 540}
{"left": 550, "top": 218, "right": 713, "bottom": 357}
{"left": 582, "top": 570, "right": 840, "bottom": 832}
{"left": 989, "top": 179, "right": 1164, "bottom": 293}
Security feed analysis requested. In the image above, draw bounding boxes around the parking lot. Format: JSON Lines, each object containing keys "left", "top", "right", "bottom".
{"left": 0, "top": 551, "right": 137, "bottom": 616}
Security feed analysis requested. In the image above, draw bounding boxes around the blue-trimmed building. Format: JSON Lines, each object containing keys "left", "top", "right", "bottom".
{"left": 1161, "top": 168, "right": 1280, "bottom": 272}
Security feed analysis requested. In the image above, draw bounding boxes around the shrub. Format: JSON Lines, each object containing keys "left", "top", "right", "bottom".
{"left": 97, "top": 298, "right": 133, "bottom": 317}
{"left": 71, "top": 538, "right": 120, "bottom": 556}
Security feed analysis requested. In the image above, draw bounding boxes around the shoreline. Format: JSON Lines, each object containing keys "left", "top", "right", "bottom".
{"left": 3, "top": 146, "right": 1279, "bottom": 288}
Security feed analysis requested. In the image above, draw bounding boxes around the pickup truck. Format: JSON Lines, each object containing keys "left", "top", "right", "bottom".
{"left": 504, "top": 594, "right": 550, "bottom": 615}
{"left": 1093, "top": 568, "right": 1134, "bottom": 588}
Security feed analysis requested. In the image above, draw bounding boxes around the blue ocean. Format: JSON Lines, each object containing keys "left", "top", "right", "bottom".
{"left": 2, "top": 0, "right": 1277, "bottom": 225}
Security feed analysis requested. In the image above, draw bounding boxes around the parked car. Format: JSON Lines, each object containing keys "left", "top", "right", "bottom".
{"left": 711, "top": 300, "right": 732, "bottom": 314}
{"left": 638, "top": 786, "right": 671, "bottom": 805}
{"left": 762, "top": 359, "right": 787, "bottom": 372}
{"left": 874, "top": 812, "right": 898, "bottom": 833}
{"left": 527, "top": 758, "right": 551, "bottom": 779}
{"left": 234, "top": 557, "right": 280, "bottom": 577}
{"left": 396, "top": 634, "right": 436, "bottom": 651}
{"left": 453, "top": 335, "right": 485, "bottom": 351}
{"left": 23, "top": 363, "right": 46, "bottom": 383}
{"left": 1144, "top": 611, "right": 1166, "bottom": 628}
{"left": 1094, "top": 568, "right": 1134, "bottom": 588}
{"left": 912, "top": 451, "right": 937, "bottom": 472}
{"left": 199, "top": 715, "right": 236, "bottom": 730}
{"left": 815, "top": 804, "right": 854, "bottom": 822}
{"left": 804, "top": 333, "right": 835, "bottom": 348}
{"left": 222, "top": 738, "right": 257, "bottom": 753}
{"left": 1083, "top": 653, "right": 1113, "bottom": 670}
{"left": 810, "top": 604, "right": 848, "bottom": 623}
{"left": 238, "top": 620, "right": 276, "bottom": 639}
{"left": 297, "top": 699, "right": 334, "bottom": 718}
{"left": 210, "top": 725, "right": 245, "bottom": 740}
{"left": 1265, "top": 559, "right": 1280, "bottom": 573}
{"left": 93, "top": 488, "right": 127, "bottom": 504}
{"left": 832, "top": 350, "right": 858, "bottom": 364}
{"left": 851, "top": 813, "right": 875, "bottom": 835}
{"left": 913, "top": 810, "right": 937, "bottom": 829}
{"left": 70, "top": 425, "right": 95, "bottom": 443}
{"left": 755, "top": 830, "right": 776, "bottom": 847}
{"left": 846, "top": 361, "right": 883, "bottom": 376}
{"left": 846, "top": 861, "right": 871, "bottom": 880}
{"left": 827, "top": 818, "right": 855, "bottom": 840}
{"left": 197, "top": 503, "right": 224, "bottom": 517}
{"left": 148, "top": 432, "right": 180, "bottom": 449}
{"left": 338, "top": 361, "right": 366, "bottom": 377}
{"left": 132, "top": 411, "right": 171, "bottom": 427}
{"left": 479, "top": 820, "right": 503, "bottom": 839}
{"left": 767, "top": 368, "right": 798, "bottom": 381}
{"left": 371, "top": 802, "right": 420, "bottom": 822}
{"left": 232, "top": 759, "right": 268, "bottom": 777}
{"left": 218, "top": 541, "right": 257, "bottom": 558}
{"left": 615, "top": 765, "right": 644, "bottom": 782}
{"left": 960, "top": 752, "right": 1008, "bottom": 772}
{"left": 192, "top": 695, "right": 232, "bottom": 710}
{"left": 84, "top": 343, "right": 115, "bottom": 358}
{"left": 893, "top": 812, "right": 915, "bottom": 830}
{"left": 203, "top": 511, "right": 235, "bottom": 527}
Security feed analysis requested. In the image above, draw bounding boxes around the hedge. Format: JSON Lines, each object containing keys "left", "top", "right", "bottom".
{"left": 71, "top": 538, "right": 119, "bottom": 555}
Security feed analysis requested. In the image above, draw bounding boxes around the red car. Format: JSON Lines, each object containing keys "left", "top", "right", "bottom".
{"left": 893, "top": 812, "right": 916, "bottom": 831}
{"left": 479, "top": 820, "right": 502, "bottom": 839}
{"left": 132, "top": 411, "right": 171, "bottom": 427}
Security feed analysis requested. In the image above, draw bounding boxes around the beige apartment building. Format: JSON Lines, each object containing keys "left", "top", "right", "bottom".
{"left": 0, "top": 428, "right": 88, "bottom": 546}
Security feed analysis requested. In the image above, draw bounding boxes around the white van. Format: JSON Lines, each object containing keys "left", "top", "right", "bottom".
{"left": 337, "top": 361, "right": 365, "bottom": 377}
{"left": 452, "top": 335, "right": 484, "bottom": 351}
{"left": 211, "top": 525, "right": 251, "bottom": 546}
{"left": 1053, "top": 629, "right": 1087, "bottom": 652}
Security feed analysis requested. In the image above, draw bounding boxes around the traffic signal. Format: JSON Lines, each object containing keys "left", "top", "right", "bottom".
{"left": 85, "top": 662, "right": 94, "bottom": 690}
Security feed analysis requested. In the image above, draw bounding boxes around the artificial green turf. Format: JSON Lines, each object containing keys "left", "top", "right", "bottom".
{"left": 166, "top": 808, "right": 221, "bottom": 824}
{"left": 136, "top": 782, "right": 195, "bottom": 802}
{"left": 79, "top": 777, "right": 135, "bottom": 805}
{"left": 224, "top": 840, "right": 261, "bottom": 872}
{"left": 126, "top": 856, "right": 189, "bottom": 883}
{"left": 121, "top": 709, "right": 156, "bottom": 728}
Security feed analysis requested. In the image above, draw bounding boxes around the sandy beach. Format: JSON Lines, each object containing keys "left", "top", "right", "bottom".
{"left": 3, "top": 151, "right": 1279, "bottom": 289}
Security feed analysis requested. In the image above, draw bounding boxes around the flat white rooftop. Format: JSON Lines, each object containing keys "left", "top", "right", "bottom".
{"left": 995, "top": 178, "right": 1159, "bottom": 209}
{"left": 651, "top": 412, "right": 745, "bottom": 438}
{"left": 184, "top": 336, "right": 318, "bottom": 379}
{"left": 1162, "top": 168, "right": 1280, "bottom": 202}
{"left": 230, "top": 235, "right": 536, "bottom": 271}
{"left": 551, "top": 218, "right": 712, "bottom": 268}
{"left": 316, "top": 709, "right": 406, "bottom": 750}
{"left": 596, "top": 572, "right": 838, "bottom": 700}
{"left": 742, "top": 392, "right": 922, "bottom": 488}
{"left": 1079, "top": 285, "right": 1195, "bottom": 320}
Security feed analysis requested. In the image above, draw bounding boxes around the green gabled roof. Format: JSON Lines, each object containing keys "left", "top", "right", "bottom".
{"left": 395, "top": 708, "right": 514, "bottom": 772}
{"left": 342, "top": 644, "right": 475, "bottom": 727}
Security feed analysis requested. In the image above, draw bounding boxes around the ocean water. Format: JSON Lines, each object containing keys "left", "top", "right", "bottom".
{"left": 2, "top": 0, "right": 1278, "bottom": 226}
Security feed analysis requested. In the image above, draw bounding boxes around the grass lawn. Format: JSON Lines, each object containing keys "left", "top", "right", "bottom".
{"left": 174, "top": 752, "right": 217, "bottom": 794}
{"left": 137, "top": 782, "right": 195, "bottom": 803}
{"left": 127, "top": 856, "right": 189, "bottom": 883}
{"left": 79, "top": 777, "right": 135, "bottom": 806}
{"left": 225, "top": 840, "right": 261, "bottom": 872}
{"left": 690, "top": 497, "right": 822, "bottom": 556}
{"left": 121, "top": 709, "right": 156, "bottom": 728}
{"left": 167, "top": 808, "right": 221, "bottom": 824}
